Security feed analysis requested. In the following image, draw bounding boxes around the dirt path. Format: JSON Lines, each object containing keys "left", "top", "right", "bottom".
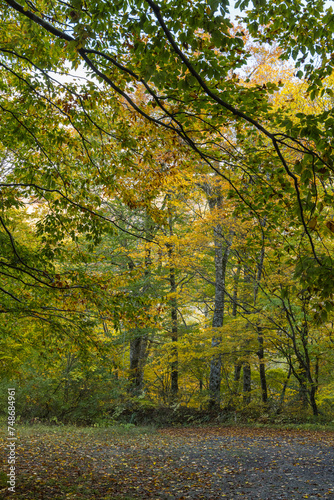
{"left": 145, "top": 428, "right": 334, "bottom": 499}
{"left": 1, "top": 426, "right": 334, "bottom": 499}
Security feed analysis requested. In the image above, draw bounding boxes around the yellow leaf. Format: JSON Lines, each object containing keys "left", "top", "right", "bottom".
{"left": 308, "top": 217, "right": 317, "bottom": 229}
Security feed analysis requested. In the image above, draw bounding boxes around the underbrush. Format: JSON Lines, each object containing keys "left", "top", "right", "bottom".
{"left": 1, "top": 406, "right": 333, "bottom": 434}
{"left": 0, "top": 420, "right": 157, "bottom": 441}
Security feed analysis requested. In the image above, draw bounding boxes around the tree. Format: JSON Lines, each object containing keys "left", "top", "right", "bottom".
{"left": 2, "top": 0, "right": 334, "bottom": 312}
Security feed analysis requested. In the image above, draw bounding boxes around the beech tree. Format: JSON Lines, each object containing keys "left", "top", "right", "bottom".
{"left": 1, "top": 0, "right": 334, "bottom": 307}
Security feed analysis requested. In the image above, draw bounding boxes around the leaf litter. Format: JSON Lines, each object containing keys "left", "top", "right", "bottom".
{"left": 1, "top": 426, "right": 334, "bottom": 499}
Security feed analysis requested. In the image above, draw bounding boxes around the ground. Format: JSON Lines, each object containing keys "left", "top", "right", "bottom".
{"left": 1, "top": 425, "right": 334, "bottom": 499}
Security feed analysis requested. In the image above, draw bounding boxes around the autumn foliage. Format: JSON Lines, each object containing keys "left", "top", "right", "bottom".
{"left": 0, "top": 0, "right": 334, "bottom": 425}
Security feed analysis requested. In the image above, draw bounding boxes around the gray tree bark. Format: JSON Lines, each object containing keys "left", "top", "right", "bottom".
{"left": 167, "top": 200, "right": 178, "bottom": 400}
{"left": 129, "top": 335, "right": 148, "bottom": 392}
{"left": 204, "top": 183, "right": 232, "bottom": 410}
{"left": 242, "top": 362, "right": 251, "bottom": 405}
{"left": 129, "top": 216, "right": 153, "bottom": 394}
{"left": 242, "top": 266, "right": 252, "bottom": 404}
{"left": 254, "top": 242, "right": 268, "bottom": 404}
{"left": 199, "top": 179, "right": 233, "bottom": 410}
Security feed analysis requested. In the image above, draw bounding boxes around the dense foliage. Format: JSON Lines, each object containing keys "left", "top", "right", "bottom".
{"left": 0, "top": 0, "right": 334, "bottom": 423}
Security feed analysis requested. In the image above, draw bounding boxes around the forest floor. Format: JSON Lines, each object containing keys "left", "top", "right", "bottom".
{"left": 1, "top": 424, "right": 334, "bottom": 500}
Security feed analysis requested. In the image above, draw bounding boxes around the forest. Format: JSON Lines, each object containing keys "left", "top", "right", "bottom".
{"left": 1, "top": 0, "right": 334, "bottom": 427}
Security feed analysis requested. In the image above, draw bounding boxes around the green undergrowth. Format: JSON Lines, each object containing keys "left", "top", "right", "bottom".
{"left": 1, "top": 400, "right": 333, "bottom": 434}
{"left": 1, "top": 420, "right": 334, "bottom": 441}
{"left": 0, "top": 421, "right": 157, "bottom": 441}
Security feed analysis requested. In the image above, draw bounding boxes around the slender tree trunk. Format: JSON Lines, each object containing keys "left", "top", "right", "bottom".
{"left": 283, "top": 305, "right": 319, "bottom": 416}
{"left": 299, "top": 324, "right": 318, "bottom": 415}
{"left": 168, "top": 203, "right": 178, "bottom": 400}
{"left": 232, "top": 266, "right": 241, "bottom": 397}
{"left": 257, "top": 329, "right": 268, "bottom": 403}
{"left": 302, "top": 329, "right": 319, "bottom": 416}
{"left": 129, "top": 217, "right": 152, "bottom": 394}
{"left": 129, "top": 336, "right": 143, "bottom": 391}
{"left": 243, "top": 362, "right": 251, "bottom": 404}
{"left": 242, "top": 266, "right": 252, "bottom": 404}
{"left": 234, "top": 362, "right": 242, "bottom": 382}
{"left": 298, "top": 363, "right": 309, "bottom": 409}
{"left": 200, "top": 180, "right": 232, "bottom": 410}
{"left": 309, "top": 386, "right": 319, "bottom": 416}
{"left": 232, "top": 361, "right": 242, "bottom": 400}
{"left": 232, "top": 266, "right": 240, "bottom": 317}
{"left": 310, "top": 356, "right": 320, "bottom": 416}
{"left": 129, "top": 327, "right": 150, "bottom": 392}
{"left": 208, "top": 215, "right": 224, "bottom": 409}
{"left": 169, "top": 264, "right": 178, "bottom": 399}
{"left": 209, "top": 229, "right": 232, "bottom": 409}
{"left": 254, "top": 232, "right": 268, "bottom": 404}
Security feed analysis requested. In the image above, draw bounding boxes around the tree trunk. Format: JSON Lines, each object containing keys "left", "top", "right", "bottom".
{"left": 208, "top": 216, "right": 224, "bottom": 409}
{"left": 232, "top": 265, "right": 240, "bottom": 317}
{"left": 309, "top": 385, "right": 319, "bottom": 416}
{"left": 169, "top": 265, "right": 178, "bottom": 399}
{"left": 128, "top": 217, "right": 152, "bottom": 394}
{"left": 231, "top": 267, "right": 242, "bottom": 398}
{"left": 283, "top": 307, "right": 319, "bottom": 416}
{"left": 232, "top": 361, "right": 242, "bottom": 399}
{"left": 300, "top": 324, "right": 318, "bottom": 415}
{"left": 208, "top": 224, "right": 232, "bottom": 409}
{"left": 242, "top": 266, "right": 253, "bottom": 405}
{"left": 168, "top": 202, "right": 178, "bottom": 400}
{"left": 234, "top": 362, "right": 242, "bottom": 382}
{"left": 200, "top": 180, "right": 232, "bottom": 410}
{"left": 254, "top": 235, "right": 268, "bottom": 404}
{"left": 129, "top": 335, "right": 144, "bottom": 391}
{"left": 298, "top": 362, "right": 309, "bottom": 408}
{"left": 243, "top": 362, "right": 251, "bottom": 405}
{"left": 310, "top": 357, "right": 319, "bottom": 417}
{"left": 257, "top": 329, "right": 268, "bottom": 403}
{"left": 302, "top": 328, "right": 319, "bottom": 416}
